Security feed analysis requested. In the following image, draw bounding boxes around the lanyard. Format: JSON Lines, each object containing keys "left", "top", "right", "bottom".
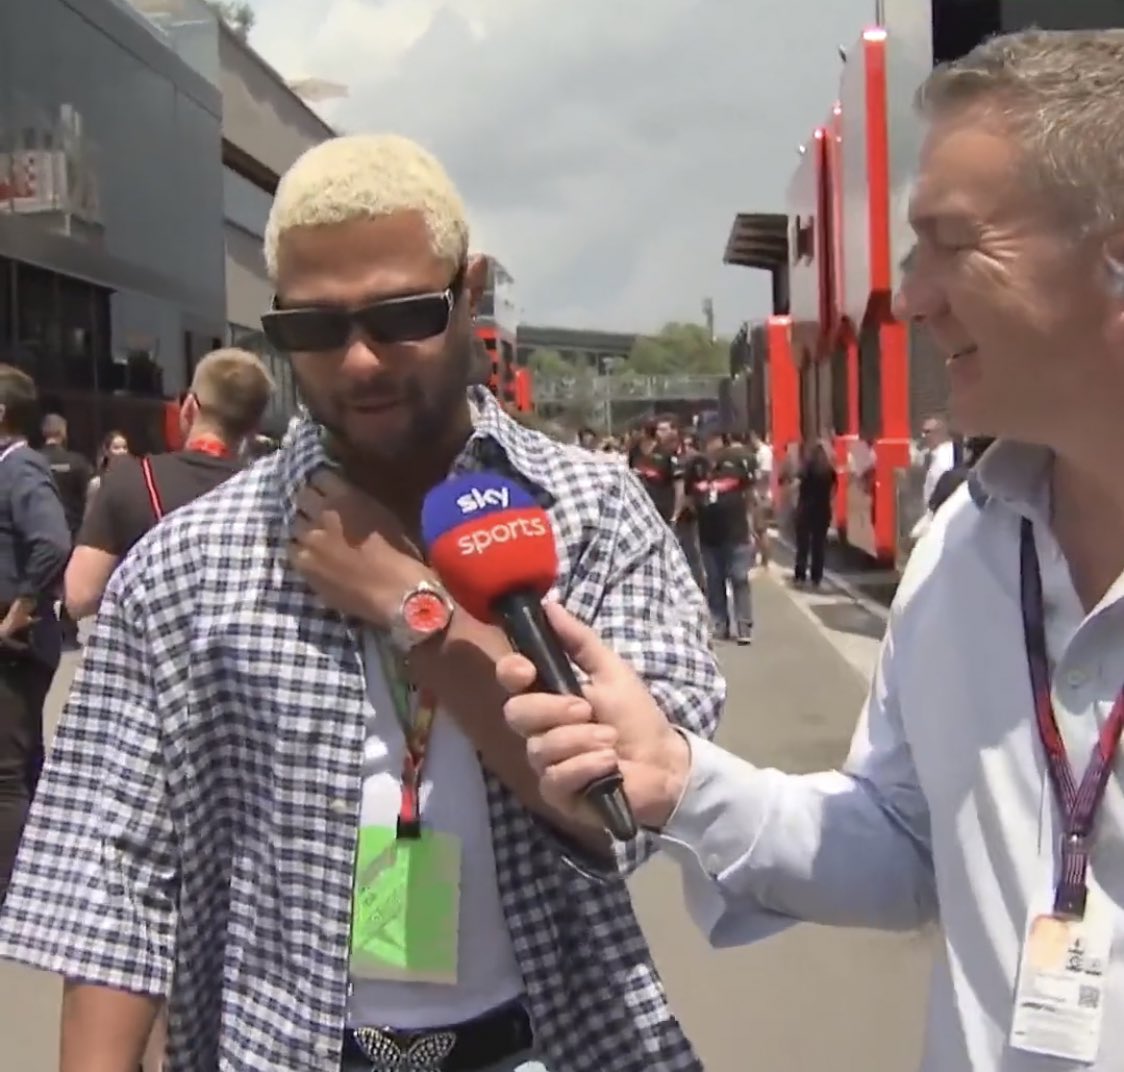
{"left": 374, "top": 639, "right": 438, "bottom": 840}
{"left": 1019, "top": 518, "right": 1124, "bottom": 918}
{"left": 0, "top": 438, "right": 25, "bottom": 462}
{"left": 184, "top": 435, "right": 233, "bottom": 459}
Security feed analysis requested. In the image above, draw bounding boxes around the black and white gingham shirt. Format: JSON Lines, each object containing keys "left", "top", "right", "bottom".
{"left": 0, "top": 389, "right": 724, "bottom": 1071}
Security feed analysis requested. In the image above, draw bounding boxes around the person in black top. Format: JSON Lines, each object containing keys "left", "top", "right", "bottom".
{"left": 793, "top": 439, "right": 838, "bottom": 587}
{"left": 39, "top": 414, "right": 93, "bottom": 536}
{"left": 673, "top": 424, "right": 708, "bottom": 591}
{"left": 0, "top": 367, "right": 72, "bottom": 905}
{"left": 628, "top": 420, "right": 683, "bottom": 524}
{"left": 38, "top": 414, "right": 93, "bottom": 646}
{"left": 684, "top": 429, "right": 755, "bottom": 644}
{"left": 927, "top": 435, "right": 995, "bottom": 514}
{"left": 65, "top": 347, "right": 274, "bottom": 620}
{"left": 629, "top": 416, "right": 710, "bottom": 592}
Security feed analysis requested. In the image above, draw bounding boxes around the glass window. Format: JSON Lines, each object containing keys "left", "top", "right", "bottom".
{"left": 126, "top": 0, "right": 220, "bottom": 87}
{"left": 91, "top": 285, "right": 110, "bottom": 389}
{"left": 4, "top": 0, "right": 60, "bottom": 233}
{"left": 0, "top": 258, "right": 10, "bottom": 355}
{"left": 223, "top": 167, "right": 273, "bottom": 239}
{"left": 858, "top": 327, "right": 882, "bottom": 441}
{"left": 13, "top": 263, "right": 60, "bottom": 385}
{"left": 44, "top": 0, "right": 223, "bottom": 303}
{"left": 58, "top": 273, "right": 97, "bottom": 390}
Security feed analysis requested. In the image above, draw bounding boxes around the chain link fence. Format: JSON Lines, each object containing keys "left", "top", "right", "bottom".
{"left": 532, "top": 374, "right": 724, "bottom": 404}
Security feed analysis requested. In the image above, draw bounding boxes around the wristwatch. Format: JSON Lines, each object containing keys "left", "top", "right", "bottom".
{"left": 389, "top": 580, "right": 455, "bottom": 654}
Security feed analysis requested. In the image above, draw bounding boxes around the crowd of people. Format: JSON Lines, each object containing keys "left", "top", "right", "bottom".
{"left": 571, "top": 417, "right": 782, "bottom": 645}
{"left": 0, "top": 349, "right": 276, "bottom": 908}
{"left": 0, "top": 25, "right": 1121, "bottom": 1072}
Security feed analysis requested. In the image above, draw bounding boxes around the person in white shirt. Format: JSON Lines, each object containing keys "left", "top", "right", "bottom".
{"left": 496, "top": 28, "right": 1124, "bottom": 1072}
{"left": 909, "top": 414, "right": 958, "bottom": 541}
{"left": 918, "top": 414, "right": 956, "bottom": 509}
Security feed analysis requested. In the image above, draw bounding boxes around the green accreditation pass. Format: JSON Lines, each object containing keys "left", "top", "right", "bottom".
{"left": 350, "top": 824, "right": 461, "bottom": 985}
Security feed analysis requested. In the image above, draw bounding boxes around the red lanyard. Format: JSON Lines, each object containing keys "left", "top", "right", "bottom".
{"left": 375, "top": 641, "right": 438, "bottom": 840}
{"left": 184, "top": 435, "right": 233, "bottom": 459}
{"left": 1019, "top": 518, "right": 1124, "bottom": 918}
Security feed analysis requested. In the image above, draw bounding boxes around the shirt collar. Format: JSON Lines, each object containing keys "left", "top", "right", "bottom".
{"left": 276, "top": 386, "right": 558, "bottom": 529}
{"left": 974, "top": 440, "right": 1124, "bottom": 617}
{"left": 463, "top": 386, "right": 560, "bottom": 497}
{"left": 971, "top": 440, "right": 1054, "bottom": 523}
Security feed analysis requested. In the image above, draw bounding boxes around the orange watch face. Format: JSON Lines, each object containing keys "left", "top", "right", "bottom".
{"left": 403, "top": 590, "right": 451, "bottom": 635}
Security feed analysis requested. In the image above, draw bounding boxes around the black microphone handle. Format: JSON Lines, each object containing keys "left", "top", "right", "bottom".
{"left": 493, "top": 593, "right": 638, "bottom": 842}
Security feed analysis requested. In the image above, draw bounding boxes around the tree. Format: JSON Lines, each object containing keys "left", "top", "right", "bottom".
{"left": 206, "top": 0, "right": 255, "bottom": 40}
{"left": 501, "top": 403, "right": 567, "bottom": 441}
{"left": 622, "top": 322, "right": 729, "bottom": 376}
{"left": 558, "top": 365, "right": 600, "bottom": 429}
{"left": 526, "top": 348, "right": 573, "bottom": 379}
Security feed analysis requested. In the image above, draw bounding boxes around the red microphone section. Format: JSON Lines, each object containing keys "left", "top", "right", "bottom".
{"left": 421, "top": 475, "right": 558, "bottom": 624}
{"left": 421, "top": 473, "right": 639, "bottom": 841}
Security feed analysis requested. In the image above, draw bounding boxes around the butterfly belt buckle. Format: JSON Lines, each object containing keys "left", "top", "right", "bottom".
{"left": 353, "top": 1026, "right": 458, "bottom": 1071}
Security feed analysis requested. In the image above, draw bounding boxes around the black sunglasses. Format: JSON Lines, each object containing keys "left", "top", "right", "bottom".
{"left": 261, "top": 268, "right": 465, "bottom": 353}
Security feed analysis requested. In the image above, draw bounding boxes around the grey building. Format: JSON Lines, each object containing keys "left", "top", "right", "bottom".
{"left": 217, "top": 21, "right": 334, "bottom": 436}
{"left": 0, "top": 0, "right": 332, "bottom": 452}
{"left": 0, "top": 0, "right": 228, "bottom": 454}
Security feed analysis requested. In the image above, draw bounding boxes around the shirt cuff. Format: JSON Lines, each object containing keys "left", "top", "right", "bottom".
{"left": 534, "top": 814, "right": 618, "bottom": 885}
{"left": 657, "top": 732, "right": 782, "bottom": 888}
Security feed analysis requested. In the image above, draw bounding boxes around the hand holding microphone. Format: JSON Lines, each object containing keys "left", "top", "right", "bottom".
{"left": 421, "top": 474, "right": 643, "bottom": 841}
{"left": 498, "top": 601, "right": 693, "bottom": 834}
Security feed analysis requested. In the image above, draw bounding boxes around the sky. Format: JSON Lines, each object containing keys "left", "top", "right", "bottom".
{"left": 245, "top": 0, "right": 878, "bottom": 336}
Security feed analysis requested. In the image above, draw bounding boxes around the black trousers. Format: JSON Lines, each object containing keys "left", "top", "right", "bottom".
{"left": 794, "top": 511, "right": 830, "bottom": 585}
{"left": 0, "top": 656, "right": 54, "bottom": 905}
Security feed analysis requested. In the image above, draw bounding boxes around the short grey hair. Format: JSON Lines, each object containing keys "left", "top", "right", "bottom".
{"left": 916, "top": 29, "right": 1124, "bottom": 234}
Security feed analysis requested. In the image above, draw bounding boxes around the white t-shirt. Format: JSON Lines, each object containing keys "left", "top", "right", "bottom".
{"left": 347, "top": 632, "right": 524, "bottom": 1029}
{"left": 756, "top": 442, "right": 773, "bottom": 478}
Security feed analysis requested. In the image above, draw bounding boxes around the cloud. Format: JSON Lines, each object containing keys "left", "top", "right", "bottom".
{"left": 246, "top": 0, "right": 874, "bottom": 334}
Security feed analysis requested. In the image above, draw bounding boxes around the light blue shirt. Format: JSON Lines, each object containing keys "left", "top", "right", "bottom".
{"left": 660, "top": 442, "right": 1124, "bottom": 1071}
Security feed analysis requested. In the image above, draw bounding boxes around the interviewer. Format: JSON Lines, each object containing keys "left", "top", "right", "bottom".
{"left": 501, "top": 30, "right": 1124, "bottom": 1072}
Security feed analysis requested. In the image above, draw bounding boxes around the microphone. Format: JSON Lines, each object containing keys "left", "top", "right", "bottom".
{"left": 421, "top": 473, "right": 638, "bottom": 842}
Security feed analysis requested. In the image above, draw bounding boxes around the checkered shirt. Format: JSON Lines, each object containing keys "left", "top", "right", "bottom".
{"left": 0, "top": 388, "right": 724, "bottom": 1072}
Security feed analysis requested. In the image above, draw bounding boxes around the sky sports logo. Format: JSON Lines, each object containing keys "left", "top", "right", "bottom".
{"left": 456, "top": 516, "right": 548, "bottom": 555}
{"left": 455, "top": 487, "right": 510, "bottom": 514}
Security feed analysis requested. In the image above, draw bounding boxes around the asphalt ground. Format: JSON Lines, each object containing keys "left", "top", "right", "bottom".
{"left": 0, "top": 570, "right": 932, "bottom": 1071}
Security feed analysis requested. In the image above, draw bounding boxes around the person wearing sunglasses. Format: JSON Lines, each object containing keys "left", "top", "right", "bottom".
{"left": 0, "top": 133, "right": 722, "bottom": 1072}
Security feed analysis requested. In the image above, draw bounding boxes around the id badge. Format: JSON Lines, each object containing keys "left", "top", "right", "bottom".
{"left": 707, "top": 488, "right": 719, "bottom": 505}
{"left": 1009, "top": 881, "right": 1110, "bottom": 1063}
{"left": 350, "top": 825, "right": 461, "bottom": 985}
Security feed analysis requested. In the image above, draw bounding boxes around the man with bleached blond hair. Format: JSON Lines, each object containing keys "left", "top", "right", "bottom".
{"left": 0, "top": 133, "right": 721, "bottom": 1072}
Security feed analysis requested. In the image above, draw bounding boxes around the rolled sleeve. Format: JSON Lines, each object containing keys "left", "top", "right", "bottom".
{"left": 558, "top": 468, "right": 724, "bottom": 882}
{"left": 658, "top": 733, "right": 794, "bottom": 946}
{"left": 651, "top": 621, "right": 937, "bottom": 942}
{"left": 0, "top": 569, "right": 178, "bottom": 996}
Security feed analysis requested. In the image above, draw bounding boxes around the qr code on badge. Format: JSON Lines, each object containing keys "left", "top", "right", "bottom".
{"left": 1078, "top": 985, "right": 1100, "bottom": 1010}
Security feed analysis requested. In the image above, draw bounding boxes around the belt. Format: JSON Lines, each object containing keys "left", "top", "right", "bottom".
{"left": 342, "top": 999, "right": 533, "bottom": 1071}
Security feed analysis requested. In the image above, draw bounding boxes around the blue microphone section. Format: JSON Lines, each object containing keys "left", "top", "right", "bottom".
{"left": 421, "top": 472, "right": 539, "bottom": 548}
